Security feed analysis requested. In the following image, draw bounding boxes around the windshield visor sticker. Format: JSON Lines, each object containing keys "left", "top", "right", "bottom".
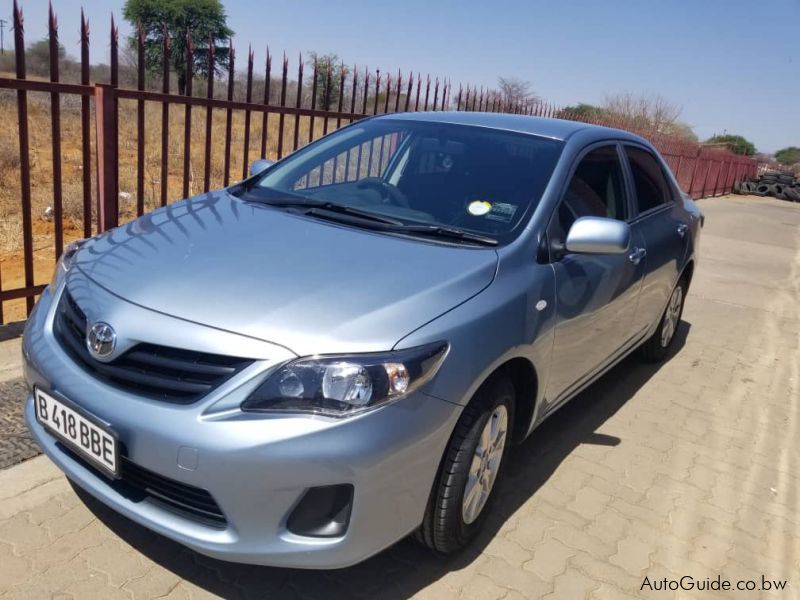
{"left": 486, "top": 203, "right": 518, "bottom": 223}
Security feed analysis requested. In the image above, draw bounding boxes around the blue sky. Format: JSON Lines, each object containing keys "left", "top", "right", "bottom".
{"left": 13, "top": 0, "right": 800, "bottom": 153}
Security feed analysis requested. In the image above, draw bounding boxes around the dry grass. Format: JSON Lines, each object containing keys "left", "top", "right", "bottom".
{"left": 0, "top": 83, "right": 338, "bottom": 322}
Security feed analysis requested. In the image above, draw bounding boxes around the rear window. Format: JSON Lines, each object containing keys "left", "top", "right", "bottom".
{"left": 625, "top": 146, "right": 672, "bottom": 213}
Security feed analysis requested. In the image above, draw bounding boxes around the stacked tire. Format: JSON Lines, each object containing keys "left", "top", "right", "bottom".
{"left": 735, "top": 171, "right": 800, "bottom": 202}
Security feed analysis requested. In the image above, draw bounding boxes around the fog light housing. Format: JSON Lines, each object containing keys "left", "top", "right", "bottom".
{"left": 286, "top": 484, "right": 354, "bottom": 538}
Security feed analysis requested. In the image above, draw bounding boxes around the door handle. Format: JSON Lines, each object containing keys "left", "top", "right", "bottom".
{"left": 628, "top": 247, "right": 646, "bottom": 265}
{"left": 677, "top": 223, "right": 689, "bottom": 238}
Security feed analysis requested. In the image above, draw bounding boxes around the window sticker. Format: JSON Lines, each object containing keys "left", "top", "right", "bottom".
{"left": 486, "top": 202, "right": 518, "bottom": 223}
{"left": 467, "top": 200, "right": 493, "bottom": 216}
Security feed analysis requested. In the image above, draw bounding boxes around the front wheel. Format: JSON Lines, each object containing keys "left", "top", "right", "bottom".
{"left": 640, "top": 278, "right": 686, "bottom": 362}
{"left": 417, "top": 375, "right": 514, "bottom": 554}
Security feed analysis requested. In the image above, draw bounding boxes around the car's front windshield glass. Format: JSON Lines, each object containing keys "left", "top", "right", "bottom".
{"left": 243, "top": 119, "right": 564, "bottom": 243}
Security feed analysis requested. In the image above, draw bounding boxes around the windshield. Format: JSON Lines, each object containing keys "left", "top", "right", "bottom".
{"left": 243, "top": 119, "right": 564, "bottom": 244}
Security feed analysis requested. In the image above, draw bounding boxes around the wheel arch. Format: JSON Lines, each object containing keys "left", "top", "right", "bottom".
{"left": 494, "top": 357, "right": 539, "bottom": 444}
{"left": 680, "top": 258, "right": 695, "bottom": 291}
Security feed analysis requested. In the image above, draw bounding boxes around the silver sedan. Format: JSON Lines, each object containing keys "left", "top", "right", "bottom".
{"left": 23, "top": 112, "right": 701, "bottom": 568}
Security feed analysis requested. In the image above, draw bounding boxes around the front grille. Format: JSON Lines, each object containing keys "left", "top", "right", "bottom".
{"left": 120, "top": 457, "right": 227, "bottom": 526}
{"left": 54, "top": 290, "right": 254, "bottom": 403}
{"left": 57, "top": 441, "right": 227, "bottom": 527}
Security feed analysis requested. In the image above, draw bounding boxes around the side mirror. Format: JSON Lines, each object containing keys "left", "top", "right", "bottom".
{"left": 565, "top": 216, "right": 630, "bottom": 254}
{"left": 249, "top": 159, "right": 275, "bottom": 177}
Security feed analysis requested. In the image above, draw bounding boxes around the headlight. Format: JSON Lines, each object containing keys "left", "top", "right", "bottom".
{"left": 49, "top": 239, "right": 86, "bottom": 288}
{"left": 242, "top": 342, "right": 448, "bottom": 417}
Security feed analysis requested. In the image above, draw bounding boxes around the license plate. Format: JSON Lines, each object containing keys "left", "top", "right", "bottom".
{"left": 34, "top": 387, "right": 119, "bottom": 477}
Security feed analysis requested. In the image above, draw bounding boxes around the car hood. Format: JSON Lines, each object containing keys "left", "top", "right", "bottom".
{"left": 74, "top": 191, "right": 498, "bottom": 356}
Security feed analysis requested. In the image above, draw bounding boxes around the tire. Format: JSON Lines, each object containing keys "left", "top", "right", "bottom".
{"left": 640, "top": 277, "right": 686, "bottom": 362}
{"left": 742, "top": 181, "right": 756, "bottom": 194}
{"left": 766, "top": 183, "right": 778, "bottom": 197}
{"left": 774, "top": 184, "right": 786, "bottom": 199}
{"left": 417, "top": 374, "right": 515, "bottom": 555}
{"left": 733, "top": 180, "right": 742, "bottom": 194}
{"left": 760, "top": 175, "right": 777, "bottom": 184}
{"left": 754, "top": 184, "right": 770, "bottom": 196}
{"left": 784, "top": 186, "right": 800, "bottom": 202}
{"left": 778, "top": 175, "right": 794, "bottom": 185}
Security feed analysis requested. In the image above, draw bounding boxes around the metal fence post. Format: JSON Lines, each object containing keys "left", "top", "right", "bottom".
{"left": 723, "top": 160, "right": 733, "bottom": 194}
{"left": 687, "top": 147, "right": 702, "bottom": 199}
{"left": 700, "top": 158, "right": 714, "bottom": 198}
{"left": 712, "top": 159, "right": 724, "bottom": 196}
{"left": 12, "top": 0, "right": 34, "bottom": 315}
{"left": 95, "top": 84, "right": 119, "bottom": 232}
{"left": 739, "top": 161, "right": 746, "bottom": 190}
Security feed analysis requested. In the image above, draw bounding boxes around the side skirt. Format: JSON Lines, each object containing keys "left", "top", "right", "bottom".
{"left": 533, "top": 329, "right": 649, "bottom": 429}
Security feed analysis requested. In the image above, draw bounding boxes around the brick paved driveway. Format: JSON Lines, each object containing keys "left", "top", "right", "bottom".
{"left": 1, "top": 195, "right": 798, "bottom": 599}
{"left": 0, "top": 322, "right": 39, "bottom": 471}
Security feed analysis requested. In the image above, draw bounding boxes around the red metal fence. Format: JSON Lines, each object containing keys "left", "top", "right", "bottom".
{"left": 0, "top": 1, "right": 757, "bottom": 324}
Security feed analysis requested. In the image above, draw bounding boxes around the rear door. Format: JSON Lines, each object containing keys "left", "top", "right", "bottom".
{"left": 622, "top": 145, "right": 690, "bottom": 334}
{"left": 544, "top": 144, "right": 647, "bottom": 407}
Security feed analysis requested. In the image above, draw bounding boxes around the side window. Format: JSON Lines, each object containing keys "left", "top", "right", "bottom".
{"left": 625, "top": 146, "right": 671, "bottom": 213}
{"left": 549, "top": 145, "right": 627, "bottom": 247}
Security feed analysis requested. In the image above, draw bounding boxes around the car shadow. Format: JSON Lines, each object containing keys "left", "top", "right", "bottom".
{"left": 0, "top": 321, "right": 25, "bottom": 342}
{"left": 72, "top": 321, "right": 691, "bottom": 599}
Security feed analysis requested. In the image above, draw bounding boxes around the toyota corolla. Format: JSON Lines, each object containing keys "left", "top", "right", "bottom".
{"left": 23, "top": 112, "right": 701, "bottom": 568}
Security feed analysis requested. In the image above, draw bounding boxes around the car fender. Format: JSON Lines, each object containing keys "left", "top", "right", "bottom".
{"left": 394, "top": 256, "right": 557, "bottom": 439}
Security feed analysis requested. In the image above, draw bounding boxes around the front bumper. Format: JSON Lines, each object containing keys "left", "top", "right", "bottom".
{"left": 23, "top": 281, "right": 461, "bottom": 568}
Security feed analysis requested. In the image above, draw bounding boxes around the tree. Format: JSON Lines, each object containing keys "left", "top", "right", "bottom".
{"left": 123, "top": 0, "right": 233, "bottom": 95}
{"left": 603, "top": 92, "right": 682, "bottom": 134}
{"left": 497, "top": 76, "right": 538, "bottom": 110}
{"left": 662, "top": 121, "right": 698, "bottom": 143}
{"left": 704, "top": 134, "right": 756, "bottom": 156}
{"left": 558, "top": 99, "right": 697, "bottom": 141}
{"left": 308, "top": 52, "right": 348, "bottom": 111}
{"left": 559, "top": 103, "right": 607, "bottom": 122}
{"left": 774, "top": 146, "right": 800, "bottom": 165}
{"left": 27, "top": 37, "right": 66, "bottom": 77}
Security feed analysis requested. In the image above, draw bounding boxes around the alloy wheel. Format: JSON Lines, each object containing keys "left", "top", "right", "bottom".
{"left": 660, "top": 285, "right": 683, "bottom": 347}
{"left": 461, "top": 404, "right": 508, "bottom": 525}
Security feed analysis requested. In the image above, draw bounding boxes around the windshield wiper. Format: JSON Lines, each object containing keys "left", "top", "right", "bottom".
{"left": 386, "top": 224, "right": 499, "bottom": 246}
{"left": 248, "top": 195, "right": 497, "bottom": 246}
{"left": 261, "top": 198, "right": 405, "bottom": 226}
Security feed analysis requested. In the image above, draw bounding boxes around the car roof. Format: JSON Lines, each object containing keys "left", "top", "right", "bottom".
{"left": 375, "top": 111, "right": 645, "bottom": 144}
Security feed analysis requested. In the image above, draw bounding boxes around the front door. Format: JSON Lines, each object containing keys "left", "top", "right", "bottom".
{"left": 544, "top": 144, "right": 646, "bottom": 407}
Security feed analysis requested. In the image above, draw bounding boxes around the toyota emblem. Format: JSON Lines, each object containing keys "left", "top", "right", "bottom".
{"left": 87, "top": 322, "right": 116, "bottom": 359}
